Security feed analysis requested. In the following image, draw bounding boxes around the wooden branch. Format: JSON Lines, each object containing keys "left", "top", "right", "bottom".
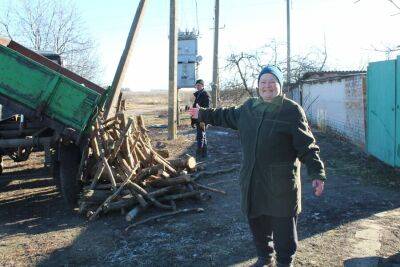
{"left": 89, "top": 164, "right": 139, "bottom": 221}
{"left": 137, "top": 115, "right": 148, "bottom": 133}
{"left": 96, "top": 134, "right": 117, "bottom": 190}
{"left": 90, "top": 136, "right": 100, "bottom": 159}
{"left": 89, "top": 162, "right": 105, "bottom": 190}
{"left": 103, "top": 120, "right": 118, "bottom": 132}
{"left": 128, "top": 181, "right": 174, "bottom": 210}
{"left": 123, "top": 138, "right": 135, "bottom": 168}
{"left": 158, "top": 170, "right": 170, "bottom": 179}
{"left": 109, "top": 128, "right": 121, "bottom": 140}
{"left": 109, "top": 118, "right": 134, "bottom": 161}
{"left": 83, "top": 189, "right": 111, "bottom": 203}
{"left": 116, "top": 154, "right": 133, "bottom": 175}
{"left": 135, "top": 164, "right": 165, "bottom": 182}
{"left": 191, "top": 181, "right": 226, "bottom": 195}
{"left": 134, "top": 145, "right": 147, "bottom": 164}
{"left": 103, "top": 197, "right": 136, "bottom": 213}
{"left": 149, "top": 149, "right": 177, "bottom": 174}
{"left": 125, "top": 208, "right": 205, "bottom": 231}
{"left": 128, "top": 135, "right": 139, "bottom": 163}
{"left": 147, "top": 175, "right": 191, "bottom": 188}
{"left": 103, "top": 116, "right": 118, "bottom": 124}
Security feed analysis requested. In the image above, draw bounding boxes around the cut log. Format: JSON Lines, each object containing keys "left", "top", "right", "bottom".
{"left": 169, "top": 155, "right": 196, "bottom": 172}
{"left": 147, "top": 175, "right": 191, "bottom": 188}
{"left": 135, "top": 164, "right": 165, "bottom": 182}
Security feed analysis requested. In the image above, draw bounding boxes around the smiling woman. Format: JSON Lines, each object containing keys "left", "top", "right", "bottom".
{"left": 188, "top": 65, "right": 326, "bottom": 267}
{"left": 257, "top": 65, "right": 284, "bottom": 102}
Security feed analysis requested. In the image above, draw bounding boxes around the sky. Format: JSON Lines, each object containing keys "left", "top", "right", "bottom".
{"left": 2, "top": 0, "right": 400, "bottom": 90}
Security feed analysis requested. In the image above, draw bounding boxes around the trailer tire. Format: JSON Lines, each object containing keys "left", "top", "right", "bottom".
{"left": 58, "top": 143, "right": 81, "bottom": 207}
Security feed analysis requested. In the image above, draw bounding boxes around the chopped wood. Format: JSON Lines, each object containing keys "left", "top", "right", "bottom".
{"left": 169, "top": 155, "right": 196, "bottom": 172}
{"left": 89, "top": 165, "right": 139, "bottom": 221}
{"left": 147, "top": 175, "right": 192, "bottom": 188}
{"left": 79, "top": 113, "right": 226, "bottom": 226}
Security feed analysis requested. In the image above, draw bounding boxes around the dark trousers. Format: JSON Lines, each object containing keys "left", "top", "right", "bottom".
{"left": 248, "top": 215, "right": 298, "bottom": 265}
{"left": 196, "top": 124, "right": 207, "bottom": 149}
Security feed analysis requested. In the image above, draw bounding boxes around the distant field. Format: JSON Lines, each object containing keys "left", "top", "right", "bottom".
{"left": 123, "top": 90, "right": 197, "bottom": 117}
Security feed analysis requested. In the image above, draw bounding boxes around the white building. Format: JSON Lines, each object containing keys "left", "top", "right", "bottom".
{"left": 289, "top": 71, "right": 366, "bottom": 148}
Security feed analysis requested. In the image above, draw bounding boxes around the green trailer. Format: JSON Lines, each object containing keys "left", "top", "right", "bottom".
{"left": 0, "top": 38, "right": 108, "bottom": 205}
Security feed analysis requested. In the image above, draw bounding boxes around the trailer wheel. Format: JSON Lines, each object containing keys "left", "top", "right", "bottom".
{"left": 58, "top": 143, "right": 81, "bottom": 207}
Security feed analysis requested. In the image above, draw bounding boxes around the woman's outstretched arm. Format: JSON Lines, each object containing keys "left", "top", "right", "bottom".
{"left": 188, "top": 104, "right": 242, "bottom": 130}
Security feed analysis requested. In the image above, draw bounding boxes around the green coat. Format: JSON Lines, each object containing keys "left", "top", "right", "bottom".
{"left": 198, "top": 95, "right": 326, "bottom": 217}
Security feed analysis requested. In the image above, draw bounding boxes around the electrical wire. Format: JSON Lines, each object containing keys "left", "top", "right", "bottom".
{"left": 194, "top": 0, "right": 200, "bottom": 35}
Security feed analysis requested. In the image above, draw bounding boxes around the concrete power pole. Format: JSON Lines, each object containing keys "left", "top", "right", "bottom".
{"left": 286, "top": 0, "right": 291, "bottom": 87}
{"left": 168, "top": 0, "right": 178, "bottom": 140}
{"left": 212, "top": 0, "right": 220, "bottom": 108}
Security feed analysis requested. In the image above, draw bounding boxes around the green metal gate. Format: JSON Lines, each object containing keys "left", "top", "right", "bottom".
{"left": 367, "top": 56, "right": 400, "bottom": 167}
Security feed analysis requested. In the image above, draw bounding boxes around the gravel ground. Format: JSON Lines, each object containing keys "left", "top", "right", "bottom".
{"left": 0, "top": 106, "right": 399, "bottom": 267}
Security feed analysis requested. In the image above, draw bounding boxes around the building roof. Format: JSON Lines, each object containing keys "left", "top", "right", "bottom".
{"left": 286, "top": 70, "right": 366, "bottom": 92}
{"left": 302, "top": 70, "right": 366, "bottom": 80}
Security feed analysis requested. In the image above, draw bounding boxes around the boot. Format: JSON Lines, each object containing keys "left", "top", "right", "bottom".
{"left": 276, "top": 261, "right": 293, "bottom": 267}
{"left": 250, "top": 256, "right": 276, "bottom": 267}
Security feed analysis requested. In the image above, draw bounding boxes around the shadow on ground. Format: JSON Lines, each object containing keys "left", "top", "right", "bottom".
{"left": 344, "top": 252, "right": 400, "bottom": 267}
{"left": 1, "top": 125, "right": 399, "bottom": 266}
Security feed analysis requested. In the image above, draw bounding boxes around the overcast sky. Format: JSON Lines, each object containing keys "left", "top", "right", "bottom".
{"left": 4, "top": 0, "right": 399, "bottom": 90}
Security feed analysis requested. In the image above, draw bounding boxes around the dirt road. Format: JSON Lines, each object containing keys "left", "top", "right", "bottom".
{"left": 0, "top": 104, "right": 399, "bottom": 266}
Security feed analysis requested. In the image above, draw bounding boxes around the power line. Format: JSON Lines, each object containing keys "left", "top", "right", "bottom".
{"left": 194, "top": 0, "right": 200, "bottom": 34}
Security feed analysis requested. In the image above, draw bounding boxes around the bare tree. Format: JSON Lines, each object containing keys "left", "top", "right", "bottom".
{"left": 0, "top": 0, "right": 102, "bottom": 81}
{"left": 225, "top": 52, "right": 261, "bottom": 97}
{"left": 354, "top": 0, "right": 400, "bottom": 16}
{"left": 222, "top": 39, "right": 328, "bottom": 103}
{"left": 387, "top": 0, "right": 400, "bottom": 15}
{"left": 371, "top": 44, "right": 400, "bottom": 60}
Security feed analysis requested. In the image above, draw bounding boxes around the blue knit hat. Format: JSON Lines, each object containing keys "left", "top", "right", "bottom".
{"left": 258, "top": 65, "right": 284, "bottom": 88}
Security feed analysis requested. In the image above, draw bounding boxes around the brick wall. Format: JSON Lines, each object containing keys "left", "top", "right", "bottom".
{"left": 301, "top": 75, "right": 366, "bottom": 148}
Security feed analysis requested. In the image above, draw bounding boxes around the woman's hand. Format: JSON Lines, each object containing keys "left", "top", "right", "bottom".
{"left": 188, "top": 104, "right": 200, "bottom": 119}
{"left": 312, "top": 179, "right": 324, "bottom": 196}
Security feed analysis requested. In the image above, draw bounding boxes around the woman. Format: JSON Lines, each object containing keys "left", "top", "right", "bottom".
{"left": 188, "top": 66, "right": 326, "bottom": 267}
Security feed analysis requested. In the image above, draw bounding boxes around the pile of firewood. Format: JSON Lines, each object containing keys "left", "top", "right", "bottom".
{"left": 78, "top": 112, "right": 225, "bottom": 230}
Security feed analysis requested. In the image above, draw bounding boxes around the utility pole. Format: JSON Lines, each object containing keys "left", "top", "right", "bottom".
{"left": 212, "top": 0, "right": 220, "bottom": 108}
{"left": 286, "top": 0, "right": 291, "bottom": 87}
{"left": 168, "top": 0, "right": 178, "bottom": 140}
{"left": 104, "top": 0, "right": 147, "bottom": 119}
